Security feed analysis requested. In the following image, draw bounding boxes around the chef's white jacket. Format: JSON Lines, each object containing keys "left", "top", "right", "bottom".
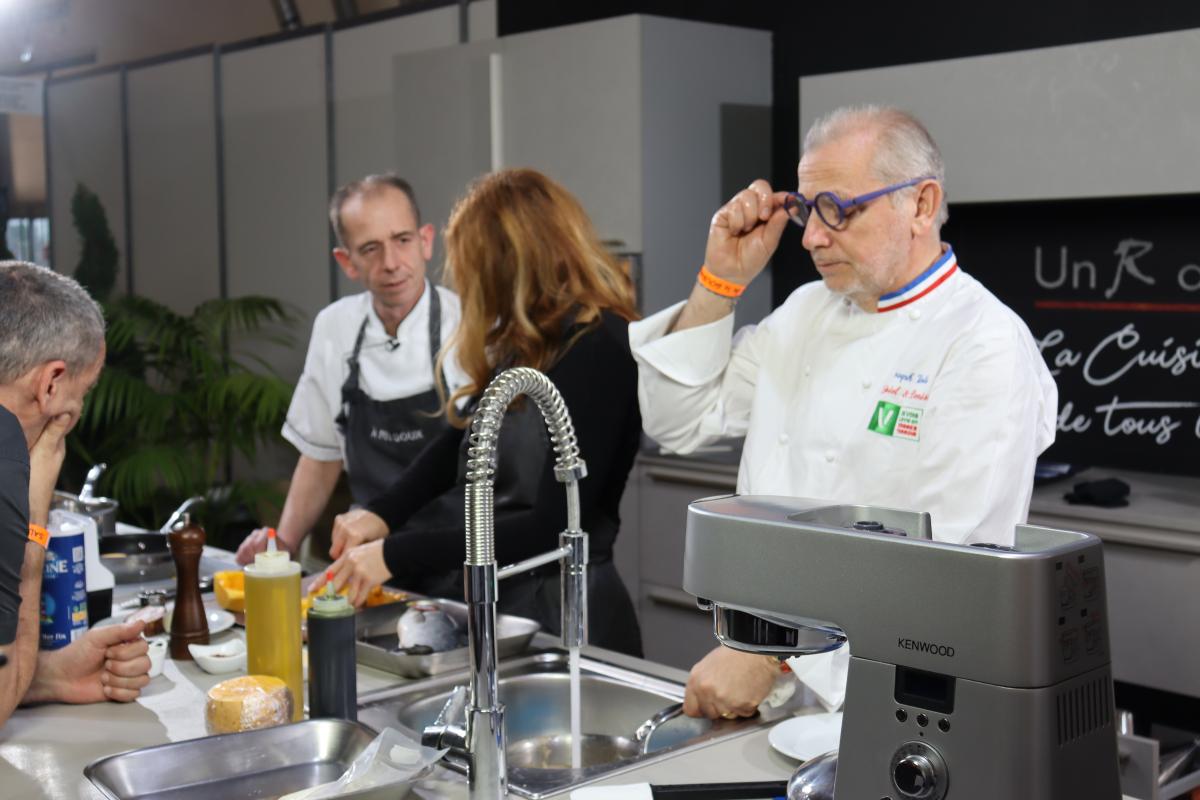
{"left": 282, "top": 283, "right": 464, "bottom": 464}
{"left": 629, "top": 247, "right": 1058, "bottom": 546}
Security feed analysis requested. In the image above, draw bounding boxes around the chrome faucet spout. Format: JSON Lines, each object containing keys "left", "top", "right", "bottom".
{"left": 452, "top": 367, "right": 590, "bottom": 799}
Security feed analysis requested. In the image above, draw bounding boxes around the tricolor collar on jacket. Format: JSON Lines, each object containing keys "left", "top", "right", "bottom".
{"left": 876, "top": 247, "right": 958, "bottom": 313}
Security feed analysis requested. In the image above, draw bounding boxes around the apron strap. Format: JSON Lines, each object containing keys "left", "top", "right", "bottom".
{"left": 427, "top": 283, "right": 448, "bottom": 394}
{"left": 334, "top": 315, "right": 370, "bottom": 434}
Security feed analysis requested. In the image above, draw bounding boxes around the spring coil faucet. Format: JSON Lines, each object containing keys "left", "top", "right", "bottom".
{"left": 424, "top": 367, "right": 589, "bottom": 798}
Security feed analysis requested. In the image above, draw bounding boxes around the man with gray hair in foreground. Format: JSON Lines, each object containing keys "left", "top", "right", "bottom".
{"left": 0, "top": 261, "right": 150, "bottom": 730}
{"left": 629, "top": 106, "right": 1057, "bottom": 719}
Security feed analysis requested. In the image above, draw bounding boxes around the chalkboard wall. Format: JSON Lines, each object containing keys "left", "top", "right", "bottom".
{"left": 947, "top": 195, "right": 1200, "bottom": 476}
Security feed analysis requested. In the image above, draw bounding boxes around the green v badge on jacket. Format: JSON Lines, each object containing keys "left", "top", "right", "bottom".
{"left": 867, "top": 370, "right": 929, "bottom": 441}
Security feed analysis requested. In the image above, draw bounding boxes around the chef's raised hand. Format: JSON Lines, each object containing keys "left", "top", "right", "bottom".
{"left": 704, "top": 179, "right": 791, "bottom": 287}
{"left": 323, "top": 539, "right": 391, "bottom": 608}
{"left": 329, "top": 508, "right": 389, "bottom": 560}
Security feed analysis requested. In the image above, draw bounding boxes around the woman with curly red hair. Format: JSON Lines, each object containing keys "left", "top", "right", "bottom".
{"left": 324, "top": 168, "right": 643, "bottom": 655}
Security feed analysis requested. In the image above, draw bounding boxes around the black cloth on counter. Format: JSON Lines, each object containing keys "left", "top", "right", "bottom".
{"left": 0, "top": 404, "right": 30, "bottom": 646}
{"left": 1063, "top": 478, "right": 1131, "bottom": 508}
{"left": 366, "top": 311, "right": 643, "bottom": 656}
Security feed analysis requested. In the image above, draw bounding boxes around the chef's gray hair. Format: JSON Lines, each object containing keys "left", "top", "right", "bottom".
{"left": 0, "top": 261, "right": 105, "bottom": 384}
{"left": 803, "top": 105, "right": 949, "bottom": 229}
{"left": 329, "top": 173, "right": 422, "bottom": 248}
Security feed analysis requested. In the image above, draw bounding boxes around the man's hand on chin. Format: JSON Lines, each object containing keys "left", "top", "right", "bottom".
{"left": 27, "top": 413, "right": 73, "bottom": 525}
{"left": 23, "top": 620, "right": 150, "bottom": 706}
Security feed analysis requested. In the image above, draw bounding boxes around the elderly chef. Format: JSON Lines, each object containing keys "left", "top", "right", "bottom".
{"left": 629, "top": 105, "right": 1058, "bottom": 719}
{"left": 237, "top": 175, "right": 462, "bottom": 565}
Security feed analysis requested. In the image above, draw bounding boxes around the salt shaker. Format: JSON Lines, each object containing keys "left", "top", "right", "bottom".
{"left": 168, "top": 513, "right": 209, "bottom": 659}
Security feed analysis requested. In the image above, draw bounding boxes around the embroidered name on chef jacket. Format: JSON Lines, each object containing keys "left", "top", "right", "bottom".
{"left": 370, "top": 427, "right": 425, "bottom": 444}
{"left": 868, "top": 371, "right": 930, "bottom": 441}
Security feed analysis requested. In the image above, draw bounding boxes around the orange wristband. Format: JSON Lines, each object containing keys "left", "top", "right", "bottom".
{"left": 697, "top": 265, "right": 746, "bottom": 299}
{"left": 28, "top": 524, "right": 49, "bottom": 549}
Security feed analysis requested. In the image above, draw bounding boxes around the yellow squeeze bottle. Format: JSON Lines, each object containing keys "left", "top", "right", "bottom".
{"left": 243, "top": 529, "right": 303, "bottom": 721}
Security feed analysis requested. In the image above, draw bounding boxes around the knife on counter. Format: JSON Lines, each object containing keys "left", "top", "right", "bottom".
{"left": 651, "top": 780, "right": 788, "bottom": 799}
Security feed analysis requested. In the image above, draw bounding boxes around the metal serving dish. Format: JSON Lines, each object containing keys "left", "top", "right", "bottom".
{"left": 355, "top": 597, "right": 540, "bottom": 678}
{"left": 84, "top": 719, "right": 380, "bottom": 800}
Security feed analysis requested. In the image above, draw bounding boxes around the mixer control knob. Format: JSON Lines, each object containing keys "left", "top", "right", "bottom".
{"left": 895, "top": 755, "right": 934, "bottom": 796}
{"left": 890, "top": 742, "right": 948, "bottom": 800}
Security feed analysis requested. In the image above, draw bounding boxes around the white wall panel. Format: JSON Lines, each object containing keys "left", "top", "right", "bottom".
{"left": 468, "top": 0, "right": 497, "bottom": 41}
{"left": 500, "top": 17, "right": 643, "bottom": 253}
{"left": 126, "top": 54, "right": 220, "bottom": 314}
{"left": 331, "top": 3, "right": 497, "bottom": 296}
{"left": 387, "top": 41, "right": 493, "bottom": 285}
{"left": 46, "top": 73, "right": 126, "bottom": 289}
{"left": 221, "top": 36, "right": 328, "bottom": 383}
{"left": 640, "top": 17, "right": 772, "bottom": 323}
{"left": 799, "top": 29, "right": 1200, "bottom": 203}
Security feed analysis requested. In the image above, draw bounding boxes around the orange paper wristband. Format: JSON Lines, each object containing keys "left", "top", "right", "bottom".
{"left": 697, "top": 265, "right": 746, "bottom": 298}
{"left": 28, "top": 524, "right": 49, "bottom": 549}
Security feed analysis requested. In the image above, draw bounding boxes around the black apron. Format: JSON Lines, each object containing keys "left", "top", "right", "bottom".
{"left": 406, "top": 400, "right": 643, "bottom": 657}
{"left": 335, "top": 285, "right": 453, "bottom": 518}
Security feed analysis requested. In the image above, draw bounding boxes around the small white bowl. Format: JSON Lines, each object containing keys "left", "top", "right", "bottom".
{"left": 145, "top": 638, "right": 168, "bottom": 678}
{"left": 188, "top": 638, "right": 247, "bottom": 675}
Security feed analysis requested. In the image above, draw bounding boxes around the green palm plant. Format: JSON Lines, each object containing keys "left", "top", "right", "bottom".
{"left": 71, "top": 294, "right": 296, "bottom": 544}
{"left": 64, "top": 183, "right": 297, "bottom": 546}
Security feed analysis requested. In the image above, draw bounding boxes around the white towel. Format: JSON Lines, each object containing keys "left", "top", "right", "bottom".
{"left": 134, "top": 658, "right": 210, "bottom": 742}
{"left": 785, "top": 645, "right": 850, "bottom": 712}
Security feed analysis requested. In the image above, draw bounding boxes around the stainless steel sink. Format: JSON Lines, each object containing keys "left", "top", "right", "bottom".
{"left": 357, "top": 649, "right": 777, "bottom": 798}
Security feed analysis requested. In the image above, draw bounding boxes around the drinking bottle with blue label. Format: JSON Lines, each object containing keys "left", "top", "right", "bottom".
{"left": 41, "top": 515, "right": 89, "bottom": 649}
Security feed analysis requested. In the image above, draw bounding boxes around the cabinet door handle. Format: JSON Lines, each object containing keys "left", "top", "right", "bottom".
{"left": 645, "top": 586, "right": 709, "bottom": 614}
{"left": 644, "top": 466, "right": 737, "bottom": 492}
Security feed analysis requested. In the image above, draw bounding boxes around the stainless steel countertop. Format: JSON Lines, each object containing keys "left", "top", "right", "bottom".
{"left": 4, "top": 539, "right": 1148, "bottom": 800}
{"left": 0, "top": 627, "right": 795, "bottom": 800}
{"left": 0, "top": 631, "right": 1140, "bottom": 799}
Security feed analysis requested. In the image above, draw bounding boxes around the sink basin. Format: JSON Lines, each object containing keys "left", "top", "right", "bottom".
{"left": 357, "top": 649, "right": 777, "bottom": 798}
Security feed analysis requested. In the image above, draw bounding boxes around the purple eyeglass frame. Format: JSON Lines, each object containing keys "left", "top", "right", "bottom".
{"left": 785, "top": 175, "right": 936, "bottom": 229}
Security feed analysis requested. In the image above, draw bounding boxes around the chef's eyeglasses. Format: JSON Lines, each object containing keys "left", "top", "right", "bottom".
{"left": 784, "top": 176, "right": 936, "bottom": 230}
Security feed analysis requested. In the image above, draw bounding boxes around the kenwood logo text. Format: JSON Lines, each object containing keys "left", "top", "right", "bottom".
{"left": 898, "top": 638, "right": 955, "bottom": 657}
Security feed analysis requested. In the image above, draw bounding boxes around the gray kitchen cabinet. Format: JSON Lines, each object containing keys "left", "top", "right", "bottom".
{"left": 619, "top": 455, "right": 738, "bottom": 668}
{"left": 640, "top": 582, "right": 719, "bottom": 671}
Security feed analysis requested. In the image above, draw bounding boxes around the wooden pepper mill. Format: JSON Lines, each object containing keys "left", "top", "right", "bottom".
{"left": 168, "top": 514, "right": 209, "bottom": 659}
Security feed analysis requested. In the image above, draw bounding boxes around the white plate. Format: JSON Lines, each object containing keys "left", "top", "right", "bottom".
{"left": 166, "top": 605, "right": 235, "bottom": 636}
{"left": 767, "top": 711, "right": 843, "bottom": 762}
{"left": 95, "top": 604, "right": 235, "bottom": 636}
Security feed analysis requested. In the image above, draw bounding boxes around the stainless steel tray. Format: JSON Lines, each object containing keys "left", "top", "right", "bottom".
{"left": 84, "top": 718, "right": 381, "bottom": 800}
{"left": 355, "top": 597, "right": 540, "bottom": 678}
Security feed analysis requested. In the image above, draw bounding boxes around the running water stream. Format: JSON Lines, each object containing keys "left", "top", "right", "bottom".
{"left": 569, "top": 645, "right": 582, "bottom": 769}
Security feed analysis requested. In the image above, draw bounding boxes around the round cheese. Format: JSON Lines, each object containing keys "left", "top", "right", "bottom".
{"left": 204, "top": 674, "right": 293, "bottom": 735}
